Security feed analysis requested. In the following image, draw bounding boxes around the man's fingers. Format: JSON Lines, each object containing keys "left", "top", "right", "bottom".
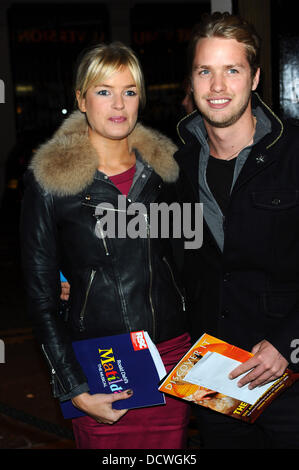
{"left": 235, "top": 365, "right": 269, "bottom": 389}
{"left": 228, "top": 356, "right": 256, "bottom": 380}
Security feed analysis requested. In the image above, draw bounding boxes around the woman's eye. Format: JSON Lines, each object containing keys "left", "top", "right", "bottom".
{"left": 96, "top": 90, "right": 110, "bottom": 96}
{"left": 125, "top": 90, "right": 137, "bottom": 96}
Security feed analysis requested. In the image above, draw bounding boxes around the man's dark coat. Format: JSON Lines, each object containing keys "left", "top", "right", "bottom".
{"left": 175, "top": 93, "right": 299, "bottom": 370}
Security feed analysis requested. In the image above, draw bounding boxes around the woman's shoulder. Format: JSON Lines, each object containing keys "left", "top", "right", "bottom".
{"left": 129, "top": 123, "right": 179, "bottom": 183}
{"left": 28, "top": 111, "right": 98, "bottom": 197}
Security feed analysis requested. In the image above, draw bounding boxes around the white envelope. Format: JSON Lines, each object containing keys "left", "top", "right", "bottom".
{"left": 183, "top": 351, "right": 277, "bottom": 404}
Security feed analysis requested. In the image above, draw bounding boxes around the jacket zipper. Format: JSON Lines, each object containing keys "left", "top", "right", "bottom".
{"left": 96, "top": 220, "right": 110, "bottom": 256}
{"left": 145, "top": 213, "right": 156, "bottom": 341}
{"left": 163, "top": 256, "right": 186, "bottom": 311}
{"left": 79, "top": 268, "right": 96, "bottom": 331}
{"left": 41, "top": 344, "right": 67, "bottom": 393}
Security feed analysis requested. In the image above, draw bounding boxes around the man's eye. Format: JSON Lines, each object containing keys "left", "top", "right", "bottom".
{"left": 199, "top": 70, "right": 209, "bottom": 76}
{"left": 228, "top": 69, "right": 238, "bottom": 74}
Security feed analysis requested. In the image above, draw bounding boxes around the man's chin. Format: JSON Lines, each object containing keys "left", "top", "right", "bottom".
{"left": 202, "top": 112, "right": 240, "bottom": 128}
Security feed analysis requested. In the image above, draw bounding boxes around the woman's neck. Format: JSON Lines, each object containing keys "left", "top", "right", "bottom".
{"left": 89, "top": 131, "right": 136, "bottom": 176}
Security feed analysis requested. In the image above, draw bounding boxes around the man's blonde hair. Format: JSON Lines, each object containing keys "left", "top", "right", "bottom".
{"left": 187, "top": 12, "right": 261, "bottom": 78}
{"left": 75, "top": 41, "right": 146, "bottom": 108}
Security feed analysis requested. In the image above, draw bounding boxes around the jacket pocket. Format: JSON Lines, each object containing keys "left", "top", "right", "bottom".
{"left": 260, "top": 291, "right": 299, "bottom": 318}
{"left": 251, "top": 190, "right": 299, "bottom": 210}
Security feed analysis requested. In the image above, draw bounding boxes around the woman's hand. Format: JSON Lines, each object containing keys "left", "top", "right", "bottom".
{"left": 71, "top": 390, "right": 133, "bottom": 424}
{"left": 60, "top": 281, "right": 70, "bottom": 301}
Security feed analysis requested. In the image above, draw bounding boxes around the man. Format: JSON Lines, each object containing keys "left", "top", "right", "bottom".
{"left": 175, "top": 12, "right": 299, "bottom": 449}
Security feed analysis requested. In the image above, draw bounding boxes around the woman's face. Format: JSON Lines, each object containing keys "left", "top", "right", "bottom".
{"left": 77, "top": 66, "right": 139, "bottom": 143}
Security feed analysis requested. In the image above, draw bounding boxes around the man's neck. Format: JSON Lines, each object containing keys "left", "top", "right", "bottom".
{"left": 205, "top": 113, "right": 257, "bottom": 161}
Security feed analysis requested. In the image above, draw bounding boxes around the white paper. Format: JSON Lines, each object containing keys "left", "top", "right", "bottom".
{"left": 144, "top": 331, "right": 166, "bottom": 379}
{"left": 184, "top": 351, "right": 277, "bottom": 404}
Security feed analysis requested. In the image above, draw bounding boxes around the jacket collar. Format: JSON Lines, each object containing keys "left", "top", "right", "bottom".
{"left": 176, "top": 92, "right": 284, "bottom": 150}
{"left": 30, "top": 110, "right": 179, "bottom": 196}
{"left": 175, "top": 93, "right": 285, "bottom": 193}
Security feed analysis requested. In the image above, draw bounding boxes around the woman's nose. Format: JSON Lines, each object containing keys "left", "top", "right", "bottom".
{"left": 112, "top": 93, "right": 125, "bottom": 109}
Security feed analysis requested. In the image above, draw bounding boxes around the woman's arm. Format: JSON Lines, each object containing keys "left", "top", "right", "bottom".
{"left": 20, "top": 172, "right": 88, "bottom": 397}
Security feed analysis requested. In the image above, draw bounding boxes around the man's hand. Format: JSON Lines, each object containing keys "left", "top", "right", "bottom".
{"left": 229, "top": 340, "right": 288, "bottom": 389}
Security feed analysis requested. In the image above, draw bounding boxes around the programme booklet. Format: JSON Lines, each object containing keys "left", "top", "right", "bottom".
{"left": 61, "top": 330, "right": 166, "bottom": 419}
{"left": 158, "top": 333, "right": 298, "bottom": 423}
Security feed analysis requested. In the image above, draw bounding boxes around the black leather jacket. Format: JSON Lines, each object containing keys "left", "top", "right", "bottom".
{"left": 20, "top": 112, "right": 187, "bottom": 399}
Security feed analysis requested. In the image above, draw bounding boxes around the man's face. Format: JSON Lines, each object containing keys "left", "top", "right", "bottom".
{"left": 191, "top": 37, "right": 260, "bottom": 128}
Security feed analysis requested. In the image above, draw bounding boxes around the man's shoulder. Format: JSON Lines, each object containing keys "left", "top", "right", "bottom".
{"left": 286, "top": 117, "right": 299, "bottom": 127}
{"left": 283, "top": 118, "right": 299, "bottom": 142}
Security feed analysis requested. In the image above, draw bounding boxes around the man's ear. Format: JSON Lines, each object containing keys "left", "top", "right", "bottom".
{"left": 252, "top": 67, "right": 260, "bottom": 91}
{"left": 76, "top": 90, "right": 86, "bottom": 112}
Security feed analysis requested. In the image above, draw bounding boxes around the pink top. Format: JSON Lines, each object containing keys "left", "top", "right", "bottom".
{"left": 109, "top": 165, "right": 136, "bottom": 196}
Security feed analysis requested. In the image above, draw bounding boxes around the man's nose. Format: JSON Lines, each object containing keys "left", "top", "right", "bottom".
{"left": 210, "top": 72, "right": 226, "bottom": 93}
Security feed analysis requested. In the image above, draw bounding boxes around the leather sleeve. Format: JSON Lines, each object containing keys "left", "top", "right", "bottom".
{"left": 20, "top": 171, "right": 88, "bottom": 397}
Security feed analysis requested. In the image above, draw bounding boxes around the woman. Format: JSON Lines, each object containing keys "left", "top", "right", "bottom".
{"left": 20, "top": 42, "right": 191, "bottom": 449}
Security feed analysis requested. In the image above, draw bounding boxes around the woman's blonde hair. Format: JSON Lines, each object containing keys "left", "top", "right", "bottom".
{"left": 75, "top": 41, "right": 146, "bottom": 108}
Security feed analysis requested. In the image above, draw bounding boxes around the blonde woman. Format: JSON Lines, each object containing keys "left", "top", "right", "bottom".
{"left": 20, "top": 42, "right": 191, "bottom": 449}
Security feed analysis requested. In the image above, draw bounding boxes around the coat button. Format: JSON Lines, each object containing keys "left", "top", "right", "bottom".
{"left": 223, "top": 272, "right": 231, "bottom": 282}
{"left": 220, "top": 309, "right": 229, "bottom": 318}
{"left": 271, "top": 198, "right": 281, "bottom": 205}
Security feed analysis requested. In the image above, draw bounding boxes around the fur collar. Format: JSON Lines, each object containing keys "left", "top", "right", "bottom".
{"left": 30, "top": 110, "right": 179, "bottom": 196}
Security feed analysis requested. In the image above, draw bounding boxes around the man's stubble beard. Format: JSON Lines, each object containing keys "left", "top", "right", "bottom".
{"left": 198, "top": 91, "right": 252, "bottom": 129}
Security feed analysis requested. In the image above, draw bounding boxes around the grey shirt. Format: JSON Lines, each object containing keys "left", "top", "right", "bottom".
{"left": 186, "top": 107, "right": 272, "bottom": 251}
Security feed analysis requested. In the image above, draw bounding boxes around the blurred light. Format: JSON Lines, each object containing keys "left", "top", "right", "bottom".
{"left": 16, "top": 84, "right": 34, "bottom": 93}
{"left": 61, "top": 108, "right": 68, "bottom": 115}
{"left": 148, "top": 83, "right": 180, "bottom": 91}
{"left": 7, "top": 179, "right": 18, "bottom": 190}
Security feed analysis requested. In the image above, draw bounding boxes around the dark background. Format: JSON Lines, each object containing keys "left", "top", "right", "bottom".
{"left": 0, "top": 0, "right": 298, "bottom": 451}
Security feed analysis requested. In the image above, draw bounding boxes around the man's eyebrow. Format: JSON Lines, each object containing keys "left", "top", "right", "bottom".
{"left": 192, "top": 63, "right": 246, "bottom": 71}
{"left": 225, "top": 63, "right": 246, "bottom": 69}
{"left": 193, "top": 64, "right": 209, "bottom": 70}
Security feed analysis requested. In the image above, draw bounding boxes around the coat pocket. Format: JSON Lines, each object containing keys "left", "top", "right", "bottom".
{"left": 260, "top": 291, "right": 299, "bottom": 318}
{"left": 251, "top": 190, "right": 299, "bottom": 210}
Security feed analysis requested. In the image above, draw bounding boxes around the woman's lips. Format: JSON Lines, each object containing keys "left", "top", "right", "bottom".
{"left": 109, "top": 116, "right": 127, "bottom": 123}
